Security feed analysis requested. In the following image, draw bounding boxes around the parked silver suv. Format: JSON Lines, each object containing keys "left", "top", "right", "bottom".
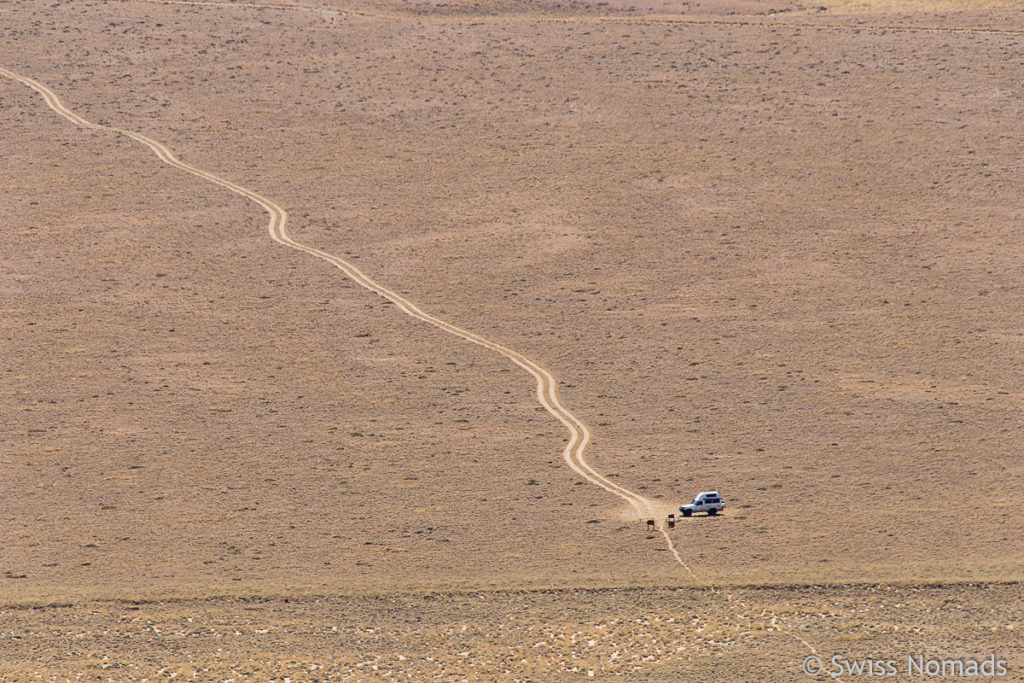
{"left": 680, "top": 491, "right": 725, "bottom": 517}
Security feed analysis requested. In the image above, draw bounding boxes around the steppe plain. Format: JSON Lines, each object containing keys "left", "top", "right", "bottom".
{"left": 1, "top": 0, "right": 1022, "bottom": 679}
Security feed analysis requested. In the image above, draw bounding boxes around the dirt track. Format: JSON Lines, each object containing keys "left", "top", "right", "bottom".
{"left": 5, "top": 61, "right": 709, "bottom": 594}
{"left": 0, "top": 64, "right": 662, "bottom": 527}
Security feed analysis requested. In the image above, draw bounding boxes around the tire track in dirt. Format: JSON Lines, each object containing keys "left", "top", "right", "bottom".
{"left": 0, "top": 66, "right": 691, "bottom": 571}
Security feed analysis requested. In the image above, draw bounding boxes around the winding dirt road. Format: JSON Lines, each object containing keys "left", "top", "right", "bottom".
{"left": 0, "top": 67, "right": 700, "bottom": 575}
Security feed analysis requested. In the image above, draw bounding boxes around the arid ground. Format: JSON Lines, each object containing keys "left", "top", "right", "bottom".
{"left": 1, "top": 0, "right": 1022, "bottom": 679}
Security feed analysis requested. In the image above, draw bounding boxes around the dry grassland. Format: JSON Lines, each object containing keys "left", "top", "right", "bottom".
{"left": 1, "top": 0, "right": 1022, "bottom": 678}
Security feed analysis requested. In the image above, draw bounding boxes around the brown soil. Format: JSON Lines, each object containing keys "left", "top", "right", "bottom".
{"left": 1, "top": 0, "right": 1021, "bottom": 678}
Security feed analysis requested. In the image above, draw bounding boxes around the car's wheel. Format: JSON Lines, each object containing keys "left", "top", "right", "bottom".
{"left": 682, "top": 509, "right": 692, "bottom": 517}
{"left": 708, "top": 508, "right": 717, "bottom": 516}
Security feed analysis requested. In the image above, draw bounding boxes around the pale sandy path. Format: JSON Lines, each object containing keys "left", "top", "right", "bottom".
{"left": 0, "top": 67, "right": 698, "bottom": 577}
